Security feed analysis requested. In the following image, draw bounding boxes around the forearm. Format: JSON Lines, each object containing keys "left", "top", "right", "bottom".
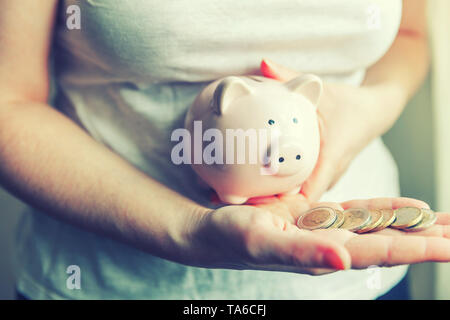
{"left": 363, "top": 31, "right": 429, "bottom": 100}
{"left": 361, "top": 3, "right": 430, "bottom": 135}
{"left": 0, "top": 99, "right": 210, "bottom": 262}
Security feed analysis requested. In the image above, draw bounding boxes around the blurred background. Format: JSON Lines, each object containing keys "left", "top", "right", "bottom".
{"left": 1, "top": 0, "right": 450, "bottom": 299}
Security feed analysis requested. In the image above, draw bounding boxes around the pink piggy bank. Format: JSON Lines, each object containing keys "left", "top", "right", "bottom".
{"left": 184, "top": 74, "right": 322, "bottom": 204}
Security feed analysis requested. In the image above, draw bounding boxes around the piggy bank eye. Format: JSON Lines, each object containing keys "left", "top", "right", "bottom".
{"left": 268, "top": 119, "right": 275, "bottom": 125}
{"left": 278, "top": 157, "right": 285, "bottom": 163}
{"left": 293, "top": 118, "right": 298, "bottom": 124}
{"left": 296, "top": 155, "right": 301, "bottom": 160}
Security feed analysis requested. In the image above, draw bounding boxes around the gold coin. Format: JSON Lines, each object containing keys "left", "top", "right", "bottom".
{"left": 372, "top": 209, "right": 396, "bottom": 232}
{"left": 340, "top": 208, "right": 372, "bottom": 232}
{"left": 405, "top": 209, "right": 437, "bottom": 232}
{"left": 391, "top": 207, "right": 423, "bottom": 229}
{"left": 328, "top": 210, "right": 345, "bottom": 229}
{"left": 357, "top": 209, "right": 384, "bottom": 233}
{"left": 297, "top": 207, "right": 337, "bottom": 230}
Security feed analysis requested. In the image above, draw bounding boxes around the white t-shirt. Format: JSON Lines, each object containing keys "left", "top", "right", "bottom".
{"left": 15, "top": 0, "right": 407, "bottom": 299}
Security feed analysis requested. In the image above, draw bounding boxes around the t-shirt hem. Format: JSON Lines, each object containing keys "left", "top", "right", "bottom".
{"left": 16, "top": 266, "right": 407, "bottom": 300}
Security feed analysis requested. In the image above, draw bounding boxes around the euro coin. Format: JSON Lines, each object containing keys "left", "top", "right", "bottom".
{"left": 328, "top": 210, "right": 345, "bottom": 229}
{"left": 340, "top": 208, "right": 372, "bottom": 232}
{"left": 405, "top": 209, "right": 437, "bottom": 232}
{"left": 357, "top": 209, "right": 384, "bottom": 233}
{"left": 391, "top": 207, "right": 423, "bottom": 229}
{"left": 372, "top": 209, "right": 396, "bottom": 232}
{"left": 297, "top": 207, "right": 337, "bottom": 230}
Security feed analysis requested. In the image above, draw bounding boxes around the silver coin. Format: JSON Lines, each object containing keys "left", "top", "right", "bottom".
{"left": 340, "top": 208, "right": 372, "bottom": 232}
{"left": 405, "top": 209, "right": 437, "bottom": 232}
{"left": 391, "top": 207, "right": 423, "bottom": 229}
{"left": 297, "top": 207, "right": 337, "bottom": 230}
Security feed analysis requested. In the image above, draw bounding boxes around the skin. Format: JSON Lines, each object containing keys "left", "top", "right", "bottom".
{"left": 1, "top": 0, "right": 449, "bottom": 278}
{"left": 261, "top": 0, "right": 430, "bottom": 203}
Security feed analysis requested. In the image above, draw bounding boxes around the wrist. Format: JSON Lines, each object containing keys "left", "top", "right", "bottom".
{"left": 166, "top": 203, "right": 214, "bottom": 265}
{"left": 114, "top": 175, "right": 213, "bottom": 266}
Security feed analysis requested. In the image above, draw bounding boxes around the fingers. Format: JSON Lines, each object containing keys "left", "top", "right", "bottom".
{"left": 251, "top": 197, "right": 450, "bottom": 271}
{"left": 312, "top": 226, "right": 450, "bottom": 268}
{"left": 250, "top": 264, "right": 338, "bottom": 276}
{"left": 309, "top": 202, "right": 344, "bottom": 212}
{"left": 224, "top": 206, "right": 352, "bottom": 271}
{"left": 300, "top": 157, "right": 336, "bottom": 203}
{"left": 377, "top": 224, "right": 450, "bottom": 238}
{"left": 340, "top": 197, "right": 430, "bottom": 211}
{"left": 436, "top": 212, "right": 450, "bottom": 225}
{"left": 246, "top": 195, "right": 280, "bottom": 205}
{"left": 344, "top": 233, "right": 450, "bottom": 268}
{"left": 255, "top": 226, "right": 351, "bottom": 270}
{"left": 260, "top": 59, "right": 300, "bottom": 82}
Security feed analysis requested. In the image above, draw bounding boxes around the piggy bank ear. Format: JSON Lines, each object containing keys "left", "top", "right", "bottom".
{"left": 212, "top": 77, "right": 253, "bottom": 115}
{"left": 285, "top": 74, "right": 323, "bottom": 106}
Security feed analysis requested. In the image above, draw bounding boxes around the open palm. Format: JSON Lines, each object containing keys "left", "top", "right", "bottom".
{"left": 199, "top": 195, "right": 450, "bottom": 275}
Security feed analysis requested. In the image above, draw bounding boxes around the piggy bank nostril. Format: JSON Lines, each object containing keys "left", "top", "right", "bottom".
{"left": 296, "top": 155, "right": 301, "bottom": 160}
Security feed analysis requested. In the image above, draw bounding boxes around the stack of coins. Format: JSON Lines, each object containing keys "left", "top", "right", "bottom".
{"left": 297, "top": 206, "right": 437, "bottom": 233}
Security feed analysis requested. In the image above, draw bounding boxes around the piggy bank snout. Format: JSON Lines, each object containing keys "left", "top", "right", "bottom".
{"left": 265, "top": 142, "right": 304, "bottom": 177}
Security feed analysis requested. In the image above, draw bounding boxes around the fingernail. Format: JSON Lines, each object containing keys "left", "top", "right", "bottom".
{"left": 323, "top": 250, "right": 349, "bottom": 270}
{"left": 260, "top": 58, "right": 279, "bottom": 79}
{"left": 261, "top": 58, "right": 275, "bottom": 68}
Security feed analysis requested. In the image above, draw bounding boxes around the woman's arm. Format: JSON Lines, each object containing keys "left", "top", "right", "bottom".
{"left": 0, "top": 0, "right": 354, "bottom": 272}
{"left": 362, "top": 0, "right": 429, "bottom": 134}
{"left": 262, "top": 0, "right": 429, "bottom": 202}
{"left": 0, "top": 0, "right": 210, "bottom": 264}
{"left": 3, "top": 0, "right": 449, "bottom": 275}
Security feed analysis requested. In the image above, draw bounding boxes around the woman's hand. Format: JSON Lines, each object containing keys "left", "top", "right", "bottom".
{"left": 260, "top": 59, "right": 406, "bottom": 202}
{"left": 186, "top": 195, "right": 450, "bottom": 275}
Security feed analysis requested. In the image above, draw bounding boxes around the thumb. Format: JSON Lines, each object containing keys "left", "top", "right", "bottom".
{"left": 260, "top": 58, "right": 301, "bottom": 82}
{"left": 268, "top": 229, "right": 352, "bottom": 270}
{"left": 301, "top": 157, "right": 336, "bottom": 203}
